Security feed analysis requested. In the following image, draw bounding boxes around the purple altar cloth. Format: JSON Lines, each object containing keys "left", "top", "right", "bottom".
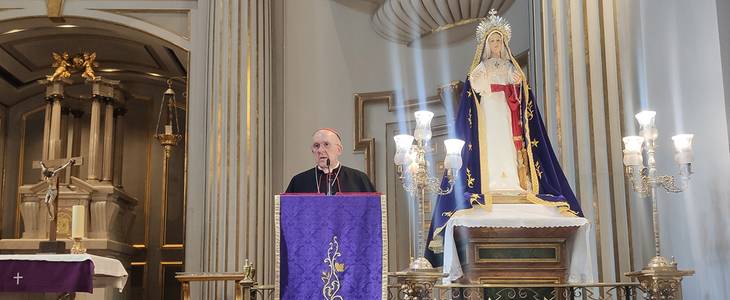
{"left": 0, "top": 259, "right": 93, "bottom": 293}
{"left": 276, "top": 194, "right": 387, "bottom": 300}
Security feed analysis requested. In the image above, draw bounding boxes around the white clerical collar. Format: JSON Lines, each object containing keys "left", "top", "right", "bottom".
{"left": 317, "top": 161, "right": 341, "bottom": 174}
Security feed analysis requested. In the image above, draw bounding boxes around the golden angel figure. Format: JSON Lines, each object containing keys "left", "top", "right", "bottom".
{"left": 81, "top": 52, "right": 98, "bottom": 80}
{"left": 46, "top": 52, "right": 71, "bottom": 81}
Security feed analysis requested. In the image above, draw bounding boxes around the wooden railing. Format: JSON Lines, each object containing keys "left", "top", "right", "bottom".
{"left": 175, "top": 272, "right": 256, "bottom": 300}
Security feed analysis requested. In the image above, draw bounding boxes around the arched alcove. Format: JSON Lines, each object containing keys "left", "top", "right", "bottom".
{"left": 0, "top": 15, "right": 190, "bottom": 299}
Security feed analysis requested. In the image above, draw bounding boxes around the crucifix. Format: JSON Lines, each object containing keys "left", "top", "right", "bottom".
{"left": 32, "top": 157, "right": 82, "bottom": 253}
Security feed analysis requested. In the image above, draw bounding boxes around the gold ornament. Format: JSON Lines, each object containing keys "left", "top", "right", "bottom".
{"left": 46, "top": 52, "right": 72, "bottom": 81}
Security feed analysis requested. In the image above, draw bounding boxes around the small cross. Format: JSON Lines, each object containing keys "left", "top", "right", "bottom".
{"left": 13, "top": 272, "right": 22, "bottom": 285}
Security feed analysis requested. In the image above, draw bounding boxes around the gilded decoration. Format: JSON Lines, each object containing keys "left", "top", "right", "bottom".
{"left": 45, "top": 51, "right": 99, "bottom": 82}
{"left": 469, "top": 194, "right": 481, "bottom": 206}
{"left": 47, "top": 52, "right": 71, "bottom": 81}
{"left": 465, "top": 168, "right": 475, "bottom": 188}
{"left": 467, "top": 108, "right": 473, "bottom": 128}
{"left": 321, "top": 236, "right": 344, "bottom": 300}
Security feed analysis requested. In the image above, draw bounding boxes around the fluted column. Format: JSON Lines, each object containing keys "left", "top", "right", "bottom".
{"left": 185, "top": 0, "right": 273, "bottom": 298}
{"left": 39, "top": 79, "right": 71, "bottom": 162}
{"left": 113, "top": 108, "right": 126, "bottom": 188}
{"left": 88, "top": 77, "right": 120, "bottom": 182}
{"left": 41, "top": 101, "right": 51, "bottom": 162}
{"left": 66, "top": 110, "right": 83, "bottom": 183}
{"left": 87, "top": 97, "right": 101, "bottom": 181}
{"left": 102, "top": 100, "right": 115, "bottom": 182}
{"left": 48, "top": 97, "right": 63, "bottom": 159}
{"left": 535, "top": 0, "right": 640, "bottom": 282}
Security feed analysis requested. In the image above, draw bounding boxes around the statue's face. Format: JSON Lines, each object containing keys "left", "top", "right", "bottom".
{"left": 311, "top": 130, "right": 342, "bottom": 169}
{"left": 487, "top": 32, "right": 504, "bottom": 58}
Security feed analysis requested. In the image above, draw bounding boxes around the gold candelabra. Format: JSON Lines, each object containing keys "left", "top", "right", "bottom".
{"left": 394, "top": 110, "right": 464, "bottom": 270}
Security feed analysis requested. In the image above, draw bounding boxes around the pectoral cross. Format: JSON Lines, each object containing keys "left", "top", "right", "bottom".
{"left": 32, "top": 157, "right": 82, "bottom": 243}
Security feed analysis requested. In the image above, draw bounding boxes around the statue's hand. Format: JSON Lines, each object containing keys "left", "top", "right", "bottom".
{"left": 512, "top": 71, "right": 522, "bottom": 83}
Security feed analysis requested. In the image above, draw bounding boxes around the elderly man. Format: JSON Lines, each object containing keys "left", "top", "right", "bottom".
{"left": 285, "top": 128, "right": 376, "bottom": 194}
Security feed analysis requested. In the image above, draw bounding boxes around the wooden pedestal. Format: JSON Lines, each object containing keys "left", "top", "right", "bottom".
{"left": 453, "top": 226, "right": 579, "bottom": 284}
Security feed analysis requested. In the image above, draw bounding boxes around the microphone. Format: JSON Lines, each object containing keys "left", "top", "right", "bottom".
{"left": 326, "top": 158, "right": 332, "bottom": 195}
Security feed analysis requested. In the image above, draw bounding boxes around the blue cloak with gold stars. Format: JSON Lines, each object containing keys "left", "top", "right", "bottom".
{"left": 424, "top": 77, "right": 584, "bottom": 266}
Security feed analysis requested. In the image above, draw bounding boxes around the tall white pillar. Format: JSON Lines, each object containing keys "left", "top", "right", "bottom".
{"left": 88, "top": 78, "right": 120, "bottom": 182}
{"left": 41, "top": 101, "right": 51, "bottom": 162}
{"left": 102, "top": 100, "right": 114, "bottom": 182}
{"left": 87, "top": 97, "right": 101, "bottom": 181}
{"left": 185, "top": 0, "right": 273, "bottom": 298}
{"left": 113, "top": 108, "right": 126, "bottom": 188}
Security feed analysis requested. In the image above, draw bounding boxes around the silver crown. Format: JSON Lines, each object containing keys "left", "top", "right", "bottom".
{"left": 476, "top": 9, "right": 512, "bottom": 42}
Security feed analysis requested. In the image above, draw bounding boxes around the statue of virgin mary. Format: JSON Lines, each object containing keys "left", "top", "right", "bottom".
{"left": 425, "top": 10, "right": 585, "bottom": 265}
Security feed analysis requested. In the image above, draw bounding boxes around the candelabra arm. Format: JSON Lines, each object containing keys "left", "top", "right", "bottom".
{"left": 625, "top": 166, "right": 650, "bottom": 196}
{"left": 656, "top": 175, "right": 686, "bottom": 193}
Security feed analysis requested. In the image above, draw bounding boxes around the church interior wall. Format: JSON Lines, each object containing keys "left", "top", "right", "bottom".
{"left": 278, "top": 0, "right": 529, "bottom": 192}
{"left": 276, "top": 0, "right": 529, "bottom": 271}
{"left": 0, "top": 0, "right": 726, "bottom": 299}
{"left": 0, "top": 2, "right": 192, "bottom": 297}
{"left": 718, "top": 0, "right": 730, "bottom": 150}
{"left": 635, "top": 0, "right": 730, "bottom": 297}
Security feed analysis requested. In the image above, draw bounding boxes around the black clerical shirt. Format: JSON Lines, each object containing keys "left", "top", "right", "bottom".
{"left": 285, "top": 165, "right": 376, "bottom": 193}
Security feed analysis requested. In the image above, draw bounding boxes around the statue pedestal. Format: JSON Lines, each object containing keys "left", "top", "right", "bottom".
{"left": 454, "top": 226, "right": 578, "bottom": 284}
{"left": 441, "top": 205, "right": 592, "bottom": 285}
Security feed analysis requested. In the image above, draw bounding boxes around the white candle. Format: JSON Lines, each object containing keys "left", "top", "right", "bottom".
{"left": 164, "top": 125, "right": 173, "bottom": 135}
{"left": 72, "top": 205, "right": 85, "bottom": 239}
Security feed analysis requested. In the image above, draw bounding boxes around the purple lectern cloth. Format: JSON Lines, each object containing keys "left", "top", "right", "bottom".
{"left": 0, "top": 259, "right": 93, "bottom": 293}
{"left": 278, "top": 194, "right": 385, "bottom": 299}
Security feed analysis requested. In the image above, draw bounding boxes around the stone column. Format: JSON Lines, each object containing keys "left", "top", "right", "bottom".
{"left": 185, "top": 1, "right": 273, "bottom": 298}
{"left": 87, "top": 96, "right": 101, "bottom": 181}
{"left": 102, "top": 99, "right": 115, "bottom": 182}
{"left": 113, "top": 107, "right": 127, "bottom": 188}
{"left": 66, "top": 110, "right": 84, "bottom": 183}
{"left": 59, "top": 107, "right": 69, "bottom": 157}
{"left": 88, "top": 77, "right": 120, "bottom": 182}
{"left": 41, "top": 101, "right": 51, "bottom": 162}
{"left": 38, "top": 78, "right": 71, "bottom": 161}
{"left": 48, "top": 97, "right": 63, "bottom": 159}
{"left": 58, "top": 106, "right": 69, "bottom": 183}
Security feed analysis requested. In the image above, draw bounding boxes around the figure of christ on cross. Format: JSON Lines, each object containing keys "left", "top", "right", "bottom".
{"left": 32, "top": 157, "right": 82, "bottom": 252}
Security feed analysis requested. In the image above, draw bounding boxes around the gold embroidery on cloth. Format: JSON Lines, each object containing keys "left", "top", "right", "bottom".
{"left": 466, "top": 168, "right": 476, "bottom": 188}
{"left": 321, "top": 236, "right": 344, "bottom": 300}
{"left": 468, "top": 108, "right": 473, "bottom": 128}
{"left": 469, "top": 194, "right": 482, "bottom": 205}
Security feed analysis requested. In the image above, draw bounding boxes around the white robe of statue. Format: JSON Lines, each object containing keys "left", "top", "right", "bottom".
{"left": 469, "top": 58, "right": 524, "bottom": 194}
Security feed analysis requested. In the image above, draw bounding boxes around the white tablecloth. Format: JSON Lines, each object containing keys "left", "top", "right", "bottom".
{"left": 442, "top": 204, "right": 594, "bottom": 283}
{"left": 0, "top": 254, "right": 128, "bottom": 291}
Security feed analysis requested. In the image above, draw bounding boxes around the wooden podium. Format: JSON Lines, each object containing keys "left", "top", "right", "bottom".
{"left": 453, "top": 226, "right": 579, "bottom": 284}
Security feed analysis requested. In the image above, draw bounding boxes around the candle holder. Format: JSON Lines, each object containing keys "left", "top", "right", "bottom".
{"left": 622, "top": 110, "right": 694, "bottom": 299}
{"left": 393, "top": 111, "right": 465, "bottom": 270}
{"left": 70, "top": 237, "right": 86, "bottom": 254}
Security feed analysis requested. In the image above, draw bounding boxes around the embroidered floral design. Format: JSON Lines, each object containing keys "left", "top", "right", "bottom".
{"left": 469, "top": 194, "right": 482, "bottom": 205}
{"left": 468, "top": 108, "right": 473, "bottom": 128}
{"left": 321, "top": 236, "right": 344, "bottom": 300}
{"left": 466, "top": 168, "right": 476, "bottom": 188}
